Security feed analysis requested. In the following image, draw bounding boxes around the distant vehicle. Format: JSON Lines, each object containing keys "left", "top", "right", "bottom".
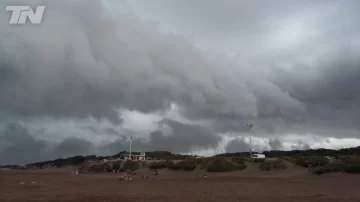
{"left": 324, "top": 156, "right": 334, "bottom": 160}
{"left": 251, "top": 154, "right": 266, "bottom": 159}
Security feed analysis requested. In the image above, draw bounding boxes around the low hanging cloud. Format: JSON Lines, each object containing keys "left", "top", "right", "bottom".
{"left": 0, "top": 123, "right": 48, "bottom": 165}
{"left": 52, "top": 137, "right": 95, "bottom": 158}
{"left": 100, "top": 119, "right": 221, "bottom": 155}
{"left": 0, "top": 120, "right": 221, "bottom": 164}
{"left": 146, "top": 119, "right": 221, "bottom": 152}
{"left": 225, "top": 138, "right": 250, "bottom": 153}
{"left": 268, "top": 138, "right": 283, "bottom": 150}
{"left": 291, "top": 140, "right": 311, "bottom": 150}
{"left": 0, "top": 121, "right": 359, "bottom": 165}
{"left": 0, "top": 123, "right": 97, "bottom": 164}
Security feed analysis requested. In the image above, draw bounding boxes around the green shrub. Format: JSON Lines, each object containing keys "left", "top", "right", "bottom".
{"left": 344, "top": 165, "right": 360, "bottom": 173}
{"left": 148, "top": 160, "right": 174, "bottom": 169}
{"left": 312, "top": 156, "right": 360, "bottom": 175}
{"left": 314, "top": 164, "right": 360, "bottom": 175}
{"left": 112, "top": 161, "right": 122, "bottom": 171}
{"left": 296, "top": 156, "right": 329, "bottom": 168}
{"left": 338, "top": 156, "right": 360, "bottom": 165}
{"left": 232, "top": 157, "right": 246, "bottom": 164}
{"left": 123, "top": 160, "right": 138, "bottom": 170}
{"left": 199, "top": 158, "right": 215, "bottom": 169}
{"left": 207, "top": 159, "right": 246, "bottom": 172}
{"left": 52, "top": 156, "right": 87, "bottom": 167}
{"left": 313, "top": 162, "right": 345, "bottom": 175}
{"left": 169, "top": 159, "right": 199, "bottom": 171}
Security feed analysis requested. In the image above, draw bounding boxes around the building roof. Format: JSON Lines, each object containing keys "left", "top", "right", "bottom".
{"left": 119, "top": 152, "right": 145, "bottom": 156}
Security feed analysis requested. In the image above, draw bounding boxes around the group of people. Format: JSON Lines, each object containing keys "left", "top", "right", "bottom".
{"left": 119, "top": 169, "right": 158, "bottom": 181}
{"left": 140, "top": 169, "right": 158, "bottom": 181}
{"left": 129, "top": 169, "right": 136, "bottom": 175}
{"left": 118, "top": 169, "right": 136, "bottom": 180}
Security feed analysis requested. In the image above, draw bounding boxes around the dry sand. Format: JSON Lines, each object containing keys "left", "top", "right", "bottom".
{"left": 1, "top": 164, "right": 360, "bottom": 202}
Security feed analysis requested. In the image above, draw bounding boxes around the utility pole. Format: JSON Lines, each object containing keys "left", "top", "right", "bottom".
{"left": 129, "top": 136, "right": 132, "bottom": 160}
{"left": 247, "top": 124, "right": 253, "bottom": 159}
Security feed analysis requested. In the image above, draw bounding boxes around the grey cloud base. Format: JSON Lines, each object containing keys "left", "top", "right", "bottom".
{"left": 0, "top": 120, "right": 220, "bottom": 165}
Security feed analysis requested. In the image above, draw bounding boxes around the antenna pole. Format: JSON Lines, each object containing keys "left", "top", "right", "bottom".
{"left": 247, "top": 124, "right": 253, "bottom": 159}
{"left": 129, "top": 136, "right": 132, "bottom": 160}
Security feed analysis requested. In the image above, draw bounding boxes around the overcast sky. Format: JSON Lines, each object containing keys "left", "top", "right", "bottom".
{"left": 1, "top": 0, "right": 360, "bottom": 165}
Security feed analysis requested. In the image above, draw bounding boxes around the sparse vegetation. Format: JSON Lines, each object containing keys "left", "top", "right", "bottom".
{"left": 314, "top": 156, "right": 360, "bottom": 175}
{"left": 29, "top": 155, "right": 94, "bottom": 168}
{"left": 218, "top": 147, "right": 360, "bottom": 158}
{"left": 21, "top": 151, "right": 191, "bottom": 170}
{"left": 207, "top": 158, "right": 246, "bottom": 172}
{"left": 123, "top": 160, "right": 139, "bottom": 170}
{"left": 259, "top": 159, "right": 287, "bottom": 171}
{"left": 148, "top": 160, "right": 174, "bottom": 170}
{"left": 198, "top": 158, "right": 215, "bottom": 169}
{"left": 169, "top": 159, "right": 201, "bottom": 171}
{"left": 338, "top": 156, "right": 360, "bottom": 165}
{"left": 295, "top": 156, "right": 329, "bottom": 168}
{"left": 313, "top": 162, "right": 346, "bottom": 175}
{"left": 112, "top": 161, "right": 122, "bottom": 171}
{"left": 4, "top": 148, "right": 360, "bottom": 176}
{"left": 232, "top": 157, "right": 247, "bottom": 164}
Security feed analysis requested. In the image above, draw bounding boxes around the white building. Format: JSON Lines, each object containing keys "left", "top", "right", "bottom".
{"left": 120, "top": 152, "right": 146, "bottom": 161}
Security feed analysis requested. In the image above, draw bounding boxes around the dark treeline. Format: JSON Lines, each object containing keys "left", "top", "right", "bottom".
{"left": 24, "top": 151, "right": 190, "bottom": 168}
{"left": 0, "top": 165, "right": 23, "bottom": 169}
{"left": 2, "top": 146, "right": 360, "bottom": 168}
{"left": 217, "top": 146, "right": 360, "bottom": 158}
{"left": 28, "top": 155, "right": 99, "bottom": 168}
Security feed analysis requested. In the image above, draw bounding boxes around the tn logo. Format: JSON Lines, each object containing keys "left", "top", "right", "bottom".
{"left": 6, "top": 6, "right": 45, "bottom": 24}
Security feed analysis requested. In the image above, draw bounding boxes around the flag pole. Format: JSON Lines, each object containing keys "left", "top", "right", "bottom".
{"left": 247, "top": 124, "right": 253, "bottom": 159}
{"left": 129, "top": 136, "right": 132, "bottom": 160}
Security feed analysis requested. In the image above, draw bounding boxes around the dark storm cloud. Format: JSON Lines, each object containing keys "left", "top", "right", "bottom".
{"left": 53, "top": 137, "right": 95, "bottom": 158}
{"left": 100, "top": 119, "right": 221, "bottom": 155}
{"left": 147, "top": 119, "right": 221, "bottom": 152}
{"left": 225, "top": 138, "right": 249, "bottom": 153}
{"left": 103, "top": 128, "right": 121, "bottom": 136}
{"left": 82, "top": 126, "right": 98, "bottom": 133}
{"left": 271, "top": 46, "right": 360, "bottom": 130}
{"left": 0, "top": 123, "right": 49, "bottom": 164}
{"left": 128, "top": 0, "right": 360, "bottom": 134}
{"left": 268, "top": 138, "right": 283, "bottom": 150}
{"left": 0, "top": 0, "right": 359, "bottom": 164}
{"left": 291, "top": 140, "right": 311, "bottom": 150}
{"left": 0, "top": 123, "right": 96, "bottom": 165}
{"left": 0, "top": 0, "right": 321, "bottom": 127}
{"left": 0, "top": 119, "right": 222, "bottom": 164}
{"left": 99, "top": 136, "right": 133, "bottom": 156}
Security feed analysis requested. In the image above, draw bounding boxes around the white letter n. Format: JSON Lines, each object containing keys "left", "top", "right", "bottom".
{"left": 20, "top": 6, "right": 45, "bottom": 24}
